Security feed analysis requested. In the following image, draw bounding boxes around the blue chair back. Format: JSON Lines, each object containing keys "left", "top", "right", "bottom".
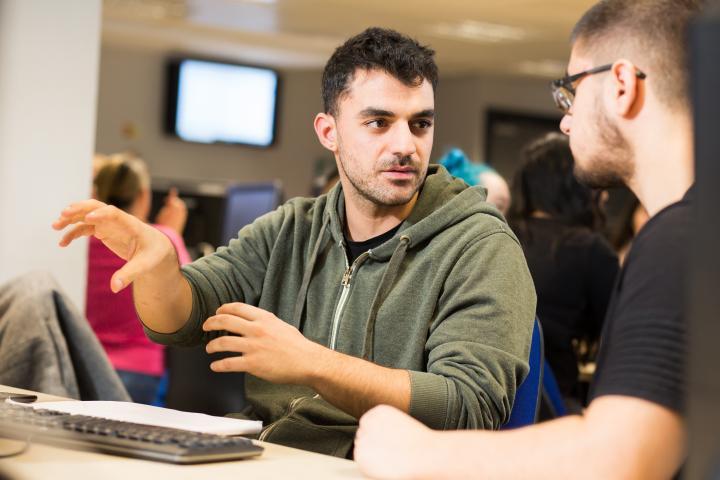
{"left": 541, "top": 361, "right": 567, "bottom": 417}
{"left": 502, "top": 317, "right": 543, "bottom": 429}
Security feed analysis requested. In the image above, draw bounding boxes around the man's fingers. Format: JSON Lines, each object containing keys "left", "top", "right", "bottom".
{"left": 203, "top": 314, "right": 256, "bottom": 335}
{"left": 206, "top": 335, "right": 250, "bottom": 354}
{"left": 210, "top": 355, "right": 247, "bottom": 373}
{"left": 82, "top": 204, "right": 134, "bottom": 228}
{"left": 52, "top": 199, "right": 107, "bottom": 230}
{"left": 58, "top": 224, "right": 95, "bottom": 247}
{"left": 216, "top": 302, "right": 266, "bottom": 319}
{"left": 54, "top": 202, "right": 138, "bottom": 243}
{"left": 109, "top": 253, "right": 153, "bottom": 293}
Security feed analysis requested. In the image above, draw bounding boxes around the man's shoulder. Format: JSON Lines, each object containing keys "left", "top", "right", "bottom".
{"left": 280, "top": 195, "right": 319, "bottom": 211}
{"left": 262, "top": 195, "right": 326, "bottom": 223}
{"left": 460, "top": 209, "right": 521, "bottom": 246}
{"left": 614, "top": 195, "right": 692, "bottom": 309}
{"left": 424, "top": 211, "right": 523, "bottom": 261}
{"left": 628, "top": 197, "right": 692, "bottom": 265}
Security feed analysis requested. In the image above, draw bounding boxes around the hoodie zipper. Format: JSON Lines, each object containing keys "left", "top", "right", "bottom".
{"left": 258, "top": 396, "right": 307, "bottom": 441}
{"left": 260, "top": 246, "right": 370, "bottom": 441}
{"left": 329, "top": 246, "right": 370, "bottom": 351}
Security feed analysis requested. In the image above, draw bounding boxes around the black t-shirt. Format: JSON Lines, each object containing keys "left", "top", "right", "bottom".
{"left": 344, "top": 223, "right": 402, "bottom": 264}
{"left": 589, "top": 187, "right": 693, "bottom": 413}
{"left": 512, "top": 218, "right": 619, "bottom": 400}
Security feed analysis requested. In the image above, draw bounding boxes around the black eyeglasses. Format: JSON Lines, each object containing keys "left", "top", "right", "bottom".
{"left": 550, "top": 64, "right": 647, "bottom": 114}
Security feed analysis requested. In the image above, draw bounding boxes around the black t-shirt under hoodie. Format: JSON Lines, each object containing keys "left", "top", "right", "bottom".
{"left": 344, "top": 223, "right": 402, "bottom": 264}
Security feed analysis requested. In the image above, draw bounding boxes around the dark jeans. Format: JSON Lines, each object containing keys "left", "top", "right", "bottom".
{"left": 116, "top": 370, "right": 161, "bottom": 405}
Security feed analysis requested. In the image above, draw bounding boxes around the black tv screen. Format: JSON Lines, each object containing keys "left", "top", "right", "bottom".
{"left": 165, "top": 58, "right": 279, "bottom": 147}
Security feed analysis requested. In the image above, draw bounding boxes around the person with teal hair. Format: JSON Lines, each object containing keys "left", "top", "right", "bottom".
{"left": 438, "top": 148, "right": 511, "bottom": 215}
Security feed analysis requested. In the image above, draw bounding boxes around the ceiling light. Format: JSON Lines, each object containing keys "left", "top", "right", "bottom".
{"left": 516, "top": 59, "right": 568, "bottom": 78}
{"left": 103, "top": 0, "right": 188, "bottom": 20}
{"left": 430, "top": 20, "right": 527, "bottom": 43}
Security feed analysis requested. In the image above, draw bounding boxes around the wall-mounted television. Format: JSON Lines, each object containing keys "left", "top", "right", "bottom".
{"left": 165, "top": 58, "right": 279, "bottom": 147}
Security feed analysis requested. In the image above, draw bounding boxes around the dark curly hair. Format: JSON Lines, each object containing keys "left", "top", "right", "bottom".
{"left": 509, "top": 133, "right": 601, "bottom": 229}
{"left": 321, "top": 27, "right": 438, "bottom": 115}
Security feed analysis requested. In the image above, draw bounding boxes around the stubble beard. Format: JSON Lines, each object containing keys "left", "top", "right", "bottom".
{"left": 336, "top": 143, "right": 426, "bottom": 208}
{"left": 573, "top": 99, "right": 634, "bottom": 189}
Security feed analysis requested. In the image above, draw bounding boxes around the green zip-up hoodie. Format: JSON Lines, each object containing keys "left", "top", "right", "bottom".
{"left": 145, "top": 165, "right": 536, "bottom": 457}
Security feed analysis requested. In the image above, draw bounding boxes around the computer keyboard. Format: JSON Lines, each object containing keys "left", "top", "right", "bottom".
{"left": 0, "top": 401, "right": 263, "bottom": 464}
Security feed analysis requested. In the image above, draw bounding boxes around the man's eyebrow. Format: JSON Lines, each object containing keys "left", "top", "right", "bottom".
{"left": 356, "top": 108, "right": 435, "bottom": 118}
{"left": 413, "top": 109, "right": 435, "bottom": 119}
{"left": 358, "top": 108, "right": 394, "bottom": 118}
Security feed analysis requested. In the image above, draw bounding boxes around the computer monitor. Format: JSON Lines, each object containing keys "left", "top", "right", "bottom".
{"left": 221, "top": 182, "right": 282, "bottom": 245}
{"left": 150, "top": 181, "right": 226, "bottom": 259}
{"left": 164, "top": 58, "right": 279, "bottom": 147}
{"left": 150, "top": 180, "right": 283, "bottom": 259}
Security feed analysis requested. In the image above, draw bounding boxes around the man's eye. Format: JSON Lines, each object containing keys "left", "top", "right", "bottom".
{"left": 367, "top": 119, "right": 388, "bottom": 128}
{"left": 413, "top": 119, "right": 433, "bottom": 129}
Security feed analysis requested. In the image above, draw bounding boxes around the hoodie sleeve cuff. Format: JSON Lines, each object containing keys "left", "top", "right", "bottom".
{"left": 142, "top": 269, "right": 206, "bottom": 347}
{"left": 408, "top": 370, "right": 450, "bottom": 430}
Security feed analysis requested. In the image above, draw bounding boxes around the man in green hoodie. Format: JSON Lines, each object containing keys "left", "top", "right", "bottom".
{"left": 54, "top": 27, "right": 536, "bottom": 457}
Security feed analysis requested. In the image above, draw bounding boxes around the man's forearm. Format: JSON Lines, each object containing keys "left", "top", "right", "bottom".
{"left": 133, "top": 249, "right": 193, "bottom": 334}
{"left": 307, "top": 346, "right": 411, "bottom": 419}
{"left": 434, "top": 397, "right": 685, "bottom": 480}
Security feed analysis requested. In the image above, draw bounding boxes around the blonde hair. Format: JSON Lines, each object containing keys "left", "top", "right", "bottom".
{"left": 93, "top": 152, "right": 150, "bottom": 212}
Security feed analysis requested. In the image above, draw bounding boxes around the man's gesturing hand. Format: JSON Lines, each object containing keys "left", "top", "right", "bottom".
{"left": 52, "top": 199, "right": 176, "bottom": 293}
{"left": 204, "top": 303, "right": 321, "bottom": 385}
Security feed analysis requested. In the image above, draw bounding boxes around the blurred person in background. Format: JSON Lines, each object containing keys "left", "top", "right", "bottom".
{"left": 610, "top": 193, "right": 650, "bottom": 264}
{"left": 438, "top": 148, "right": 511, "bottom": 215}
{"left": 508, "top": 133, "right": 619, "bottom": 410}
{"left": 88, "top": 153, "right": 191, "bottom": 403}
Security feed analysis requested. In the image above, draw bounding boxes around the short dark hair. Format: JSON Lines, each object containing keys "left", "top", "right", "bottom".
{"left": 571, "top": 0, "right": 703, "bottom": 110}
{"left": 509, "top": 133, "right": 600, "bottom": 229}
{"left": 321, "top": 27, "right": 438, "bottom": 115}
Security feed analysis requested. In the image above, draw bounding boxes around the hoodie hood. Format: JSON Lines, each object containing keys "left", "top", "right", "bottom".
{"left": 322, "top": 164, "right": 505, "bottom": 260}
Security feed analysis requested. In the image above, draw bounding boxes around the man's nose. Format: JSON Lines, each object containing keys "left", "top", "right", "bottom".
{"left": 390, "top": 123, "right": 417, "bottom": 158}
{"left": 560, "top": 114, "right": 572, "bottom": 136}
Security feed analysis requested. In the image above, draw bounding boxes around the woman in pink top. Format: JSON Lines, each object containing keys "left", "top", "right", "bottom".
{"left": 87, "top": 153, "right": 191, "bottom": 404}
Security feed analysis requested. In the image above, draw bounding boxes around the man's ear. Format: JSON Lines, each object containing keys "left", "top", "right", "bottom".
{"left": 611, "top": 59, "right": 644, "bottom": 118}
{"left": 314, "top": 113, "right": 338, "bottom": 152}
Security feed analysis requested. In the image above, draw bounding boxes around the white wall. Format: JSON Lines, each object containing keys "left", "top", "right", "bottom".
{"left": 0, "top": 0, "right": 102, "bottom": 308}
{"left": 95, "top": 45, "right": 331, "bottom": 200}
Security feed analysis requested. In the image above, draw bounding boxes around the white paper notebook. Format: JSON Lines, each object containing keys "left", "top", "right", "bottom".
{"left": 25, "top": 401, "right": 262, "bottom": 436}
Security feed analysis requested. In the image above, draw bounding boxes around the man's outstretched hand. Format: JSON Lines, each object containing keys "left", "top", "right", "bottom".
{"left": 53, "top": 199, "right": 176, "bottom": 293}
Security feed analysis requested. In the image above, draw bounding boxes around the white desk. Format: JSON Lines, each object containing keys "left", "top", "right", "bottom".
{"left": 0, "top": 385, "right": 367, "bottom": 480}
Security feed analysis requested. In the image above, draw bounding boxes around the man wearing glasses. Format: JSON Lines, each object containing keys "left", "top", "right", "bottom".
{"left": 354, "top": 0, "right": 699, "bottom": 478}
